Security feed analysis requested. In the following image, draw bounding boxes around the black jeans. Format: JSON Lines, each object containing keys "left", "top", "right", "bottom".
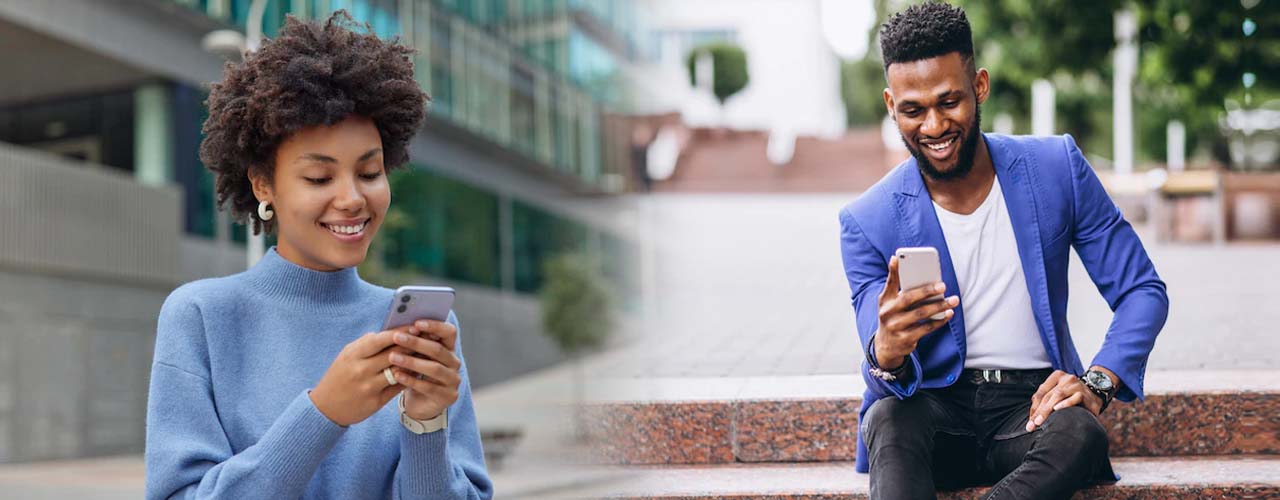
{"left": 861, "top": 369, "right": 1115, "bottom": 500}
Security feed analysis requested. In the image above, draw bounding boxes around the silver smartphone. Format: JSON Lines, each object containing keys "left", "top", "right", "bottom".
{"left": 895, "top": 247, "right": 946, "bottom": 320}
{"left": 383, "top": 286, "right": 456, "bottom": 330}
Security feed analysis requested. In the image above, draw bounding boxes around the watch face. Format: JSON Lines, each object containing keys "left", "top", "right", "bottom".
{"left": 1087, "top": 371, "right": 1113, "bottom": 391}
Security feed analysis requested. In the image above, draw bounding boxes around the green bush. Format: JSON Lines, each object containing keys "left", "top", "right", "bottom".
{"left": 686, "top": 42, "right": 750, "bottom": 105}
{"left": 540, "top": 252, "right": 613, "bottom": 356}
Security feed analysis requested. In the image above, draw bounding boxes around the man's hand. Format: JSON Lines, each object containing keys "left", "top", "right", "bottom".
{"left": 873, "top": 255, "right": 960, "bottom": 370}
{"left": 1026, "top": 369, "right": 1107, "bottom": 432}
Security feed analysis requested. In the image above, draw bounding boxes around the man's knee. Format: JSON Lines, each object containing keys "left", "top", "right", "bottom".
{"left": 862, "top": 396, "right": 932, "bottom": 449}
{"left": 1042, "top": 406, "right": 1109, "bottom": 458}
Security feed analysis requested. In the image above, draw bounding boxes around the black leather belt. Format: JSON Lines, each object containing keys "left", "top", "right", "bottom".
{"left": 962, "top": 368, "right": 1055, "bottom": 385}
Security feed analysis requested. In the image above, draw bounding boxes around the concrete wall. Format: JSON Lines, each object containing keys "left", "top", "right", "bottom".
{"left": 0, "top": 269, "right": 165, "bottom": 463}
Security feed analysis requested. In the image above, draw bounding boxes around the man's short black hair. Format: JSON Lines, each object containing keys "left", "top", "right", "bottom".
{"left": 879, "top": 2, "right": 974, "bottom": 72}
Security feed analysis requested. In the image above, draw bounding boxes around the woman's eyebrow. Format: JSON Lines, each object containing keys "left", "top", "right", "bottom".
{"left": 295, "top": 153, "right": 337, "bottom": 165}
{"left": 293, "top": 148, "right": 382, "bottom": 165}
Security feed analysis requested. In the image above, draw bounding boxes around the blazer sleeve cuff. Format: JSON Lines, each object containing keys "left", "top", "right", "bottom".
{"left": 865, "top": 334, "right": 922, "bottom": 399}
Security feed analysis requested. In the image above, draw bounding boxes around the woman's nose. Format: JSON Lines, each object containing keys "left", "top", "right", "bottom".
{"left": 332, "top": 177, "right": 366, "bottom": 212}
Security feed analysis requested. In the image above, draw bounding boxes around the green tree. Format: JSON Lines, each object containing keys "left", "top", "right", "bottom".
{"left": 842, "top": 56, "right": 890, "bottom": 127}
{"left": 847, "top": 0, "right": 1278, "bottom": 165}
{"left": 685, "top": 42, "right": 751, "bottom": 104}
{"left": 540, "top": 252, "right": 614, "bottom": 439}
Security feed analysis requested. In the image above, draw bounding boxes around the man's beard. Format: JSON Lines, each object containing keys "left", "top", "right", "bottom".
{"left": 902, "top": 106, "right": 982, "bottom": 182}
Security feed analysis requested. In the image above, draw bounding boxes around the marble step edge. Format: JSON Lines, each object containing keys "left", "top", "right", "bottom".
{"left": 583, "top": 455, "right": 1280, "bottom": 500}
{"left": 584, "top": 370, "right": 1280, "bottom": 405}
{"left": 584, "top": 391, "right": 1279, "bottom": 464}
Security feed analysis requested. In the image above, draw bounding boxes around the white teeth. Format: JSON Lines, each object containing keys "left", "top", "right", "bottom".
{"left": 925, "top": 138, "right": 955, "bottom": 152}
{"left": 324, "top": 221, "right": 366, "bottom": 235}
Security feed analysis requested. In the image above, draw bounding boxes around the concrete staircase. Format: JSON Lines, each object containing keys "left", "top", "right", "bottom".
{"left": 579, "top": 371, "right": 1280, "bottom": 499}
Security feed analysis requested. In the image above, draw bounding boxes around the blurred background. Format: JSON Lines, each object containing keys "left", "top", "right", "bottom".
{"left": 0, "top": 0, "right": 1276, "bottom": 498}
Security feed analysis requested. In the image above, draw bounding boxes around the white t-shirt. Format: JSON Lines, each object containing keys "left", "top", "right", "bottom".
{"left": 933, "top": 175, "right": 1053, "bottom": 370}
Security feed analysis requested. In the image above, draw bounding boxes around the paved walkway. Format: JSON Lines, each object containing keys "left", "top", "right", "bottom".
{"left": 592, "top": 193, "right": 1280, "bottom": 379}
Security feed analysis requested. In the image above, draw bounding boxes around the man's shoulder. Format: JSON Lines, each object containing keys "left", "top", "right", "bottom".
{"left": 988, "top": 133, "right": 1080, "bottom": 170}
{"left": 840, "top": 161, "right": 914, "bottom": 225}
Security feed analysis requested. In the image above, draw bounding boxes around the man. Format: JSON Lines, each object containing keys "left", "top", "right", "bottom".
{"left": 837, "top": 3, "right": 1168, "bottom": 499}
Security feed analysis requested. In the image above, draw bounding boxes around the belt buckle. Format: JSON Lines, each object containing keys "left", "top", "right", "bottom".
{"left": 983, "top": 369, "right": 1003, "bottom": 384}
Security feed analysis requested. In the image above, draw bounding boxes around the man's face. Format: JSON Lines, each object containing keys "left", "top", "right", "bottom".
{"left": 252, "top": 115, "right": 390, "bottom": 272}
{"left": 883, "top": 52, "right": 989, "bottom": 182}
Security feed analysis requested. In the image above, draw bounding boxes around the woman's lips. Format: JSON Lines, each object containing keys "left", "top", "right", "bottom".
{"left": 319, "top": 219, "right": 369, "bottom": 243}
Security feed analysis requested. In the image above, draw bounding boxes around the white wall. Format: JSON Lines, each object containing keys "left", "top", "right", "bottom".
{"left": 637, "top": 0, "right": 850, "bottom": 138}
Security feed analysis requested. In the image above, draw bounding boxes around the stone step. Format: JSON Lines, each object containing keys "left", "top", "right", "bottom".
{"left": 584, "top": 370, "right": 1280, "bottom": 465}
{"left": 583, "top": 456, "right": 1280, "bottom": 499}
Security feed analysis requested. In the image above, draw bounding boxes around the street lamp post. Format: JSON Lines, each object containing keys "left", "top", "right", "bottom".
{"left": 201, "top": 0, "right": 270, "bottom": 268}
{"left": 1113, "top": 8, "right": 1137, "bottom": 176}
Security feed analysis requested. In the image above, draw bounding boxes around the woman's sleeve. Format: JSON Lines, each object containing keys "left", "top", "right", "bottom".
{"left": 144, "top": 289, "right": 348, "bottom": 499}
{"left": 392, "top": 311, "right": 495, "bottom": 499}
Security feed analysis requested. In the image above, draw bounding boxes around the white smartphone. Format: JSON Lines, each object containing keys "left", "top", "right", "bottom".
{"left": 895, "top": 247, "right": 947, "bottom": 320}
{"left": 383, "top": 286, "right": 456, "bottom": 330}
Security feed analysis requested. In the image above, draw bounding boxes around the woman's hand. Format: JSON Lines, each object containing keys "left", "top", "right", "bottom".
{"left": 388, "top": 319, "right": 461, "bottom": 421}
{"left": 309, "top": 329, "right": 411, "bottom": 427}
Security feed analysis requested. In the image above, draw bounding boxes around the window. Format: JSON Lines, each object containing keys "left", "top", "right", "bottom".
{"left": 173, "top": 84, "right": 217, "bottom": 238}
{"left": 382, "top": 167, "right": 502, "bottom": 287}
{"left": 510, "top": 64, "right": 537, "bottom": 155}
{"left": 512, "top": 201, "right": 587, "bottom": 293}
{"left": 429, "top": 10, "right": 454, "bottom": 117}
{"left": 0, "top": 89, "right": 135, "bottom": 173}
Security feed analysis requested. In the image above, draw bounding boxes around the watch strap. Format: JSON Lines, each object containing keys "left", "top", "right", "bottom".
{"left": 398, "top": 394, "right": 448, "bottom": 434}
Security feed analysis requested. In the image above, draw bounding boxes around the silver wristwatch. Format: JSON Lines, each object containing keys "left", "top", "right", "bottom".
{"left": 398, "top": 394, "right": 448, "bottom": 434}
{"left": 1080, "top": 370, "right": 1117, "bottom": 413}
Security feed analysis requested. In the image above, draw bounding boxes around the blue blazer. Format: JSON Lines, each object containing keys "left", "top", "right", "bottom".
{"left": 838, "top": 133, "right": 1168, "bottom": 473}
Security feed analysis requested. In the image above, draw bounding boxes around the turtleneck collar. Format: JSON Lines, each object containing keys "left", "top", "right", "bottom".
{"left": 243, "top": 247, "right": 369, "bottom": 310}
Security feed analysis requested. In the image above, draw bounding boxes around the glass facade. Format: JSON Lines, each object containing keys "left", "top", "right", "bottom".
{"left": 0, "top": 89, "right": 136, "bottom": 172}
{"left": 380, "top": 166, "right": 637, "bottom": 298}
{"left": 512, "top": 199, "right": 589, "bottom": 293}
{"left": 154, "top": 0, "right": 641, "bottom": 297}
{"left": 169, "top": 0, "right": 639, "bottom": 193}
{"left": 382, "top": 167, "right": 503, "bottom": 288}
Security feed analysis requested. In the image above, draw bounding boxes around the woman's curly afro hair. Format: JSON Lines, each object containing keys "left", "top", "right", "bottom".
{"left": 200, "top": 10, "right": 428, "bottom": 235}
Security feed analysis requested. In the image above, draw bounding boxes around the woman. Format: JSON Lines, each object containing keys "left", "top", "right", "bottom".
{"left": 145, "top": 12, "right": 492, "bottom": 499}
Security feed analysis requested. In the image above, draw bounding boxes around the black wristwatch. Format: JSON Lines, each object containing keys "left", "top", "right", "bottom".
{"left": 1080, "top": 370, "right": 1117, "bottom": 413}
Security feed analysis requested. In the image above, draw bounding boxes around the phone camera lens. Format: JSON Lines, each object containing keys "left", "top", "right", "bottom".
{"left": 400, "top": 295, "right": 411, "bottom": 303}
{"left": 397, "top": 304, "right": 407, "bottom": 313}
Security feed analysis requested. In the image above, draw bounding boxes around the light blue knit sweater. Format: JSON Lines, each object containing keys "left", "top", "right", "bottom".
{"left": 145, "top": 247, "right": 492, "bottom": 499}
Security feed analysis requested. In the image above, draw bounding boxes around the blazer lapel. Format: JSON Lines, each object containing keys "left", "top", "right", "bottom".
{"left": 988, "top": 135, "right": 1062, "bottom": 368}
{"left": 893, "top": 160, "right": 967, "bottom": 357}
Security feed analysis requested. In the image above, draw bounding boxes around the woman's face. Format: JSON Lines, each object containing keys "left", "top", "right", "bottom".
{"left": 251, "top": 115, "right": 390, "bottom": 272}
